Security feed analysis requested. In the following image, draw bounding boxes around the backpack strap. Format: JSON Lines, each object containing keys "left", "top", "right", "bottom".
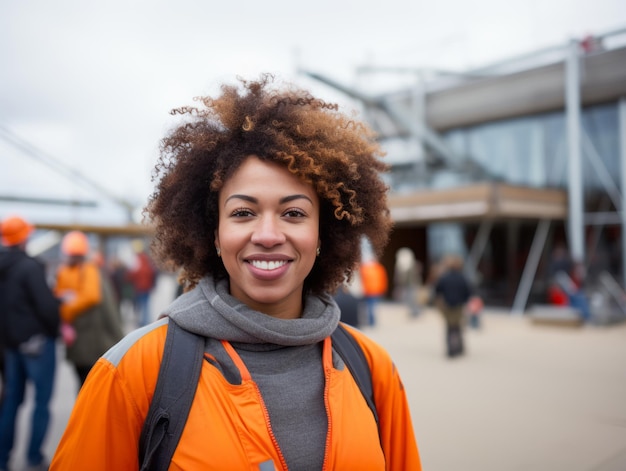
{"left": 331, "top": 323, "right": 379, "bottom": 426}
{"left": 138, "top": 320, "right": 205, "bottom": 471}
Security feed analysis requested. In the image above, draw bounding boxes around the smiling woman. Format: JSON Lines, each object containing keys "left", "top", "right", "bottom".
{"left": 50, "top": 74, "right": 422, "bottom": 471}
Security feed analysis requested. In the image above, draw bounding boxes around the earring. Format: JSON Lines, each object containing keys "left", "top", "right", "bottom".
{"left": 216, "top": 247, "right": 221, "bottom": 257}
{"left": 316, "top": 247, "right": 320, "bottom": 256}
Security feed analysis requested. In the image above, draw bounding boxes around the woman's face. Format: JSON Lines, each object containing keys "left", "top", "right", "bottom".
{"left": 215, "top": 155, "right": 320, "bottom": 318}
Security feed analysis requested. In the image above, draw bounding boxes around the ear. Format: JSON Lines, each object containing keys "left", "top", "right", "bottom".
{"left": 214, "top": 229, "right": 220, "bottom": 253}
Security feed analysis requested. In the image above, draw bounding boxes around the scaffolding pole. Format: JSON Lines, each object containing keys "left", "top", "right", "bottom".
{"left": 412, "top": 73, "right": 426, "bottom": 165}
{"left": 565, "top": 39, "right": 585, "bottom": 264}
{"left": 465, "top": 219, "right": 493, "bottom": 284}
{"left": 618, "top": 97, "right": 626, "bottom": 289}
{"left": 511, "top": 220, "right": 551, "bottom": 315}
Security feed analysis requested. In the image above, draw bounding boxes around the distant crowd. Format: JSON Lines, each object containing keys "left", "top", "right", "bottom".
{"left": 0, "top": 215, "right": 160, "bottom": 471}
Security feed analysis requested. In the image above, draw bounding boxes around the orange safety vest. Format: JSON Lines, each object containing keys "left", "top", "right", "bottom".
{"left": 54, "top": 262, "right": 102, "bottom": 323}
{"left": 360, "top": 261, "right": 389, "bottom": 297}
{"left": 51, "top": 321, "right": 421, "bottom": 470}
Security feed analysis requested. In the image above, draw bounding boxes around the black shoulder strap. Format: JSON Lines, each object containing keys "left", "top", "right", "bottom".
{"left": 331, "top": 323, "right": 379, "bottom": 426}
{"left": 138, "top": 321, "right": 205, "bottom": 471}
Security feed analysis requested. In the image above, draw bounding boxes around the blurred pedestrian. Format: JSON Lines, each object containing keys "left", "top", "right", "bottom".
{"left": 92, "top": 251, "right": 125, "bottom": 339}
{"left": 393, "top": 247, "right": 421, "bottom": 318}
{"left": 0, "top": 215, "right": 60, "bottom": 471}
{"left": 126, "top": 240, "right": 157, "bottom": 327}
{"left": 334, "top": 272, "right": 364, "bottom": 327}
{"left": 109, "top": 256, "right": 134, "bottom": 327}
{"left": 360, "top": 256, "right": 388, "bottom": 326}
{"left": 548, "top": 244, "right": 572, "bottom": 279}
{"left": 434, "top": 254, "right": 472, "bottom": 358}
{"left": 54, "top": 231, "right": 109, "bottom": 389}
{"left": 0, "top": 245, "right": 5, "bottom": 404}
{"left": 568, "top": 260, "right": 592, "bottom": 322}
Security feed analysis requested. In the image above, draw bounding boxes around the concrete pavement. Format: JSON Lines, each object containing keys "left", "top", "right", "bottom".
{"left": 8, "top": 276, "right": 626, "bottom": 470}
{"left": 365, "top": 303, "right": 626, "bottom": 471}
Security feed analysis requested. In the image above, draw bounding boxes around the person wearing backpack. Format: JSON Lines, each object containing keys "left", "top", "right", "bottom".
{"left": 0, "top": 216, "right": 60, "bottom": 471}
{"left": 51, "top": 75, "right": 421, "bottom": 471}
{"left": 434, "top": 254, "right": 472, "bottom": 358}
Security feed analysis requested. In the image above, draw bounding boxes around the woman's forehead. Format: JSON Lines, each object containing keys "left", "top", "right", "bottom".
{"left": 222, "top": 156, "right": 316, "bottom": 198}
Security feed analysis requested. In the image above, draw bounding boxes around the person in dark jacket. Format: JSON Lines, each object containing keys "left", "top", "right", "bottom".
{"left": 0, "top": 215, "right": 60, "bottom": 471}
{"left": 0, "top": 247, "right": 5, "bottom": 401}
{"left": 434, "top": 254, "right": 472, "bottom": 358}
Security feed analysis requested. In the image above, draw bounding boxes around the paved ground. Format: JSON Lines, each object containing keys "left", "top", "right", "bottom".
{"left": 364, "top": 303, "right": 626, "bottom": 471}
{"left": 8, "top": 274, "right": 626, "bottom": 470}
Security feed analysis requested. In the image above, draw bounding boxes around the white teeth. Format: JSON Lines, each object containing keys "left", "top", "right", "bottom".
{"left": 250, "top": 260, "right": 287, "bottom": 270}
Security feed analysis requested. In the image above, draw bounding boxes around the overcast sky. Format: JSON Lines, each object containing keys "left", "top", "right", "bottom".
{"left": 1, "top": 0, "right": 625, "bottom": 225}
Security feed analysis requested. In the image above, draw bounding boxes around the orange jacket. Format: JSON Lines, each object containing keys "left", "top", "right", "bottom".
{"left": 54, "top": 262, "right": 102, "bottom": 323}
{"left": 360, "top": 261, "right": 389, "bottom": 297}
{"left": 51, "top": 321, "right": 421, "bottom": 470}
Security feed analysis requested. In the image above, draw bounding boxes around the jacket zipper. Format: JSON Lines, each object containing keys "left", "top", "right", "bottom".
{"left": 252, "top": 382, "right": 289, "bottom": 471}
{"left": 321, "top": 365, "right": 332, "bottom": 471}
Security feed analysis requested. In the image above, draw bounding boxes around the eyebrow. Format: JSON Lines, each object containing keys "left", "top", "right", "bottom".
{"left": 224, "top": 194, "right": 314, "bottom": 205}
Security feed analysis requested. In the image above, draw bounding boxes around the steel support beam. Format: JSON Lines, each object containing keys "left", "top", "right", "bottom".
{"left": 412, "top": 74, "right": 426, "bottom": 165}
{"left": 565, "top": 39, "right": 585, "bottom": 264}
{"left": 301, "top": 70, "right": 459, "bottom": 168}
{"left": 465, "top": 219, "right": 493, "bottom": 284}
{"left": 620, "top": 97, "right": 626, "bottom": 289}
{"left": 511, "top": 219, "right": 551, "bottom": 315}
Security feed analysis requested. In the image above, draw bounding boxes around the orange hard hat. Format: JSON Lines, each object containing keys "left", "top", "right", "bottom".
{"left": 61, "top": 231, "right": 90, "bottom": 256}
{"left": 1, "top": 215, "right": 33, "bottom": 246}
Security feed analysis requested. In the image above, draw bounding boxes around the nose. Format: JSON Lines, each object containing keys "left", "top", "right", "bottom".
{"left": 250, "top": 214, "right": 286, "bottom": 248}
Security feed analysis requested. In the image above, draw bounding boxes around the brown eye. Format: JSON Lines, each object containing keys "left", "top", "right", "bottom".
{"left": 231, "top": 208, "right": 254, "bottom": 217}
{"left": 284, "top": 208, "right": 306, "bottom": 218}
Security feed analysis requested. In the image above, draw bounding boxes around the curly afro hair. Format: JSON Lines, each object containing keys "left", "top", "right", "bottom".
{"left": 146, "top": 74, "right": 392, "bottom": 294}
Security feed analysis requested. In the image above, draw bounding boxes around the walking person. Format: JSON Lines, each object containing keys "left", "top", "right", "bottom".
{"left": 0, "top": 216, "right": 60, "bottom": 471}
{"left": 360, "top": 257, "right": 389, "bottom": 326}
{"left": 51, "top": 75, "right": 421, "bottom": 470}
{"left": 434, "top": 254, "right": 472, "bottom": 358}
{"left": 54, "top": 231, "right": 107, "bottom": 389}
{"left": 393, "top": 247, "right": 421, "bottom": 318}
{"left": 126, "top": 241, "right": 157, "bottom": 327}
{"left": 92, "top": 252, "right": 126, "bottom": 341}
{"left": 0, "top": 245, "right": 6, "bottom": 406}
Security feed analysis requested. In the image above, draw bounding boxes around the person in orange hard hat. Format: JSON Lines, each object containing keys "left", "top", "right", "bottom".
{"left": 0, "top": 215, "right": 60, "bottom": 471}
{"left": 54, "top": 231, "right": 105, "bottom": 388}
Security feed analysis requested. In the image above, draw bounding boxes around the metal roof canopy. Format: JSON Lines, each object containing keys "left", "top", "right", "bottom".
{"left": 425, "top": 46, "right": 626, "bottom": 131}
{"left": 388, "top": 183, "right": 567, "bottom": 225}
{"left": 34, "top": 222, "right": 154, "bottom": 237}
